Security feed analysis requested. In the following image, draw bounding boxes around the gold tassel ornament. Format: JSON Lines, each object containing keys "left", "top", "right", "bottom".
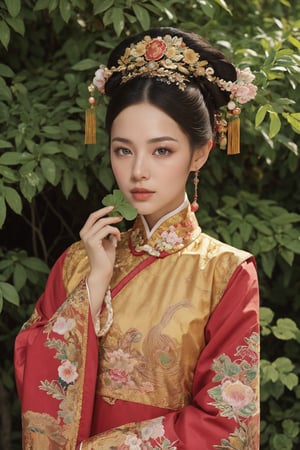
{"left": 85, "top": 84, "right": 96, "bottom": 145}
{"left": 226, "top": 106, "right": 241, "bottom": 155}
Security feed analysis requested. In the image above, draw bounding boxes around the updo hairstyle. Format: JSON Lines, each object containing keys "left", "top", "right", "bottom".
{"left": 105, "top": 27, "right": 237, "bottom": 151}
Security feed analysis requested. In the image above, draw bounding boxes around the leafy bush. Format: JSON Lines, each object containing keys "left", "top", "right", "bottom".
{"left": 0, "top": 0, "right": 299, "bottom": 448}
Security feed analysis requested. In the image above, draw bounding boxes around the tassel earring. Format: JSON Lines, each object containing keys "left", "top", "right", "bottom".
{"left": 226, "top": 105, "right": 241, "bottom": 155}
{"left": 191, "top": 170, "right": 199, "bottom": 212}
{"left": 85, "top": 84, "right": 96, "bottom": 144}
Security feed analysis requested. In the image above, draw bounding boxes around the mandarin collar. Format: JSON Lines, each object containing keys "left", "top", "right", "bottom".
{"left": 129, "top": 202, "right": 201, "bottom": 258}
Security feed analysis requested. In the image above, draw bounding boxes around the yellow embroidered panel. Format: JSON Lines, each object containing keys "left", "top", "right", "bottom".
{"left": 61, "top": 206, "right": 251, "bottom": 413}
{"left": 97, "top": 229, "right": 250, "bottom": 410}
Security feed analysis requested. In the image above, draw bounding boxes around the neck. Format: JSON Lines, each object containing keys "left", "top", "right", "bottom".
{"left": 141, "top": 194, "right": 189, "bottom": 239}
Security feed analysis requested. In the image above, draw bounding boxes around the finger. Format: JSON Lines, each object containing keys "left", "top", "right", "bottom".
{"left": 80, "top": 212, "right": 122, "bottom": 238}
{"left": 80, "top": 206, "right": 115, "bottom": 232}
{"left": 84, "top": 225, "right": 121, "bottom": 248}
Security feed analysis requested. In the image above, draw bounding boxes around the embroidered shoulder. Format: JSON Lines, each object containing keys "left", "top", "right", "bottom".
{"left": 191, "top": 233, "right": 253, "bottom": 311}
{"left": 62, "top": 241, "right": 90, "bottom": 296}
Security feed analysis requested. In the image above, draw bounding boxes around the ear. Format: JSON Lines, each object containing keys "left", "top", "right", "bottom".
{"left": 189, "top": 139, "right": 213, "bottom": 172}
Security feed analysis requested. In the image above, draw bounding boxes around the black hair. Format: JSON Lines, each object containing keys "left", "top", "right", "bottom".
{"left": 105, "top": 27, "right": 236, "bottom": 150}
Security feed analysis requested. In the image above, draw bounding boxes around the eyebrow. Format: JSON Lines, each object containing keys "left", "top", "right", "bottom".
{"left": 111, "top": 136, "right": 179, "bottom": 144}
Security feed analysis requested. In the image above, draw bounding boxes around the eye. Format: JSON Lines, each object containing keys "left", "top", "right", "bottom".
{"left": 113, "top": 147, "right": 132, "bottom": 156}
{"left": 154, "top": 147, "right": 172, "bottom": 156}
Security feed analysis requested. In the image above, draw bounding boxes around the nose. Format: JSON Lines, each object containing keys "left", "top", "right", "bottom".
{"left": 131, "top": 154, "right": 150, "bottom": 180}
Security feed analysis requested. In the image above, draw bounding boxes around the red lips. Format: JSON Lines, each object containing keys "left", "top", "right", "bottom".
{"left": 130, "top": 187, "right": 154, "bottom": 201}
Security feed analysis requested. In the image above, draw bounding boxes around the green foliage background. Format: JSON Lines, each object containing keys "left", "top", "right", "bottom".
{"left": 0, "top": 0, "right": 299, "bottom": 448}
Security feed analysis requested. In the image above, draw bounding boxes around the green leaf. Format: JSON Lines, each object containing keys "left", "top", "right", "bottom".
{"left": 271, "top": 434, "right": 293, "bottom": 450}
{"left": 0, "top": 63, "right": 14, "bottom": 77}
{"left": 42, "top": 125, "right": 65, "bottom": 139}
{"left": 62, "top": 170, "right": 74, "bottom": 198}
{"left": 239, "top": 222, "right": 252, "bottom": 242}
{"left": 279, "top": 247, "right": 294, "bottom": 266}
{"left": 214, "top": 0, "right": 232, "bottom": 14}
{"left": 272, "top": 318, "right": 299, "bottom": 340}
{"left": 252, "top": 221, "right": 273, "bottom": 236}
{"left": 4, "top": 0, "right": 21, "bottom": 17}
{"left": 198, "top": 0, "right": 215, "bottom": 18}
{"left": 60, "top": 144, "right": 79, "bottom": 159}
{"left": 22, "top": 257, "right": 49, "bottom": 273}
{"left": 34, "top": 0, "right": 50, "bottom": 11}
{"left": 0, "top": 281, "right": 19, "bottom": 306}
{"left": 3, "top": 186, "right": 22, "bottom": 214}
{"left": 0, "top": 195, "right": 6, "bottom": 228}
{"left": 5, "top": 17, "right": 25, "bottom": 36}
{"left": 261, "top": 251, "right": 276, "bottom": 278}
{"left": 13, "top": 263, "right": 27, "bottom": 291}
{"left": 40, "top": 142, "right": 61, "bottom": 155}
{"left": 283, "top": 112, "right": 300, "bottom": 134}
{"left": 132, "top": 4, "right": 151, "bottom": 30}
{"left": 269, "top": 111, "right": 281, "bottom": 138}
{"left": 0, "top": 139, "right": 13, "bottom": 148}
{"left": 0, "top": 20, "right": 10, "bottom": 50}
{"left": 72, "top": 59, "right": 99, "bottom": 71}
{"left": 0, "top": 77, "right": 12, "bottom": 101}
{"left": 282, "top": 419, "right": 300, "bottom": 439}
{"left": 76, "top": 174, "right": 89, "bottom": 199}
{"left": 40, "top": 157, "right": 57, "bottom": 184}
{"left": 102, "top": 189, "right": 137, "bottom": 221}
{"left": 260, "top": 307, "right": 274, "bottom": 327}
{"left": 288, "top": 35, "right": 300, "bottom": 51}
{"left": 59, "top": 0, "right": 72, "bottom": 23}
{"left": 112, "top": 7, "right": 124, "bottom": 36}
{"left": 98, "top": 167, "right": 115, "bottom": 192}
{"left": 0, "top": 151, "right": 32, "bottom": 166}
{"left": 272, "top": 212, "right": 300, "bottom": 225}
{"left": 93, "top": 0, "right": 114, "bottom": 14}
{"left": 255, "top": 104, "right": 269, "bottom": 128}
{"left": 19, "top": 178, "right": 36, "bottom": 202}
{"left": 281, "top": 373, "right": 298, "bottom": 391}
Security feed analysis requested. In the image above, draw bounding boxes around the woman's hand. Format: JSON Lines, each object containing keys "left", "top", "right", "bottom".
{"left": 79, "top": 206, "right": 122, "bottom": 319}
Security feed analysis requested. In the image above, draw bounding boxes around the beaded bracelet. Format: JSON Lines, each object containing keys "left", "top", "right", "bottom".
{"left": 94, "top": 288, "right": 114, "bottom": 337}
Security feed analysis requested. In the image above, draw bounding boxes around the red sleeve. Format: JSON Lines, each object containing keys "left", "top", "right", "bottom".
{"left": 81, "top": 258, "right": 260, "bottom": 449}
{"left": 164, "top": 257, "right": 260, "bottom": 449}
{"left": 14, "top": 249, "right": 99, "bottom": 448}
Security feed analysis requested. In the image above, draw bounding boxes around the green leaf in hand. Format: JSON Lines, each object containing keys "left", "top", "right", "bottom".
{"left": 102, "top": 189, "right": 138, "bottom": 220}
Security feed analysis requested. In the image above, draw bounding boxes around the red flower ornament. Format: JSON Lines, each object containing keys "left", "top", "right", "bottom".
{"left": 145, "top": 38, "right": 167, "bottom": 61}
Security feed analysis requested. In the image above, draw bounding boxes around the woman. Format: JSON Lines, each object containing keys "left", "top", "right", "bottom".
{"left": 14, "top": 27, "right": 259, "bottom": 449}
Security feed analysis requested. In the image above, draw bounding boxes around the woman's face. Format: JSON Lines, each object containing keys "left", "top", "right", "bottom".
{"left": 110, "top": 102, "right": 210, "bottom": 229}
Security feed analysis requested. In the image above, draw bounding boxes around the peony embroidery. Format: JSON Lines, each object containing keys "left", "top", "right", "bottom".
{"left": 124, "top": 433, "right": 143, "bottom": 448}
{"left": 52, "top": 316, "right": 75, "bottom": 335}
{"left": 57, "top": 360, "right": 78, "bottom": 385}
{"left": 160, "top": 226, "right": 183, "bottom": 246}
{"left": 221, "top": 380, "right": 254, "bottom": 411}
{"left": 208, "top": 332, "right": 259, "bottom": 449}
{"left": 140, "top": 418, "right": 165, "bottom": 441}
{"left": 116, "top": 417, "right": 178, "bottom": 450}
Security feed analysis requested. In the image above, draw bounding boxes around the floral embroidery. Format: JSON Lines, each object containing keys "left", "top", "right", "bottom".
{"left": 99, "top": 301, "right": 192, "bottom": 409}
{"left": 52, "top": 316, "right": 76, "bottom": 335}
{"left": 208, "top": 332, "right": 260, "bottom": 449}
{"left": 22, "top": 280, "right": 89, "bottom": 447}
{"left": 130, "top": 208, "right": 200, "bottom": 257}
{"left": 57, "top": 359, "right": 79, "bottom": 385}
{"left": 116, "top": 417, "right": 178, "bottom": 449}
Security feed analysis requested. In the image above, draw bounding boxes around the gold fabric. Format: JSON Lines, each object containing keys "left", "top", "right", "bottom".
{"left": 63, "top": 205, "right": 250, "bottom": 411}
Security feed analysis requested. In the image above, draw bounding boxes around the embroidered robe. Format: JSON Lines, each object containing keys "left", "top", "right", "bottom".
{"left": 14, "top": 205, "right": 260, "bottom": 449}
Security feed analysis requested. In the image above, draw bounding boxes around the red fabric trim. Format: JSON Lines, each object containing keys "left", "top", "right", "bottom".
{"left": 111, "top": 255, "right": 158, "bottom": 297}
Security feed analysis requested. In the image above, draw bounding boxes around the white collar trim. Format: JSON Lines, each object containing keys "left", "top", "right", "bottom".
{"left": 141, "top": 194, "right": 189, "bottom": 239}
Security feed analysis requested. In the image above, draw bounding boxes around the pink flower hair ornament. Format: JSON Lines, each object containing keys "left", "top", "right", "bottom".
{"left": 85, "top": 35, "right": 258, "bottom": 154}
